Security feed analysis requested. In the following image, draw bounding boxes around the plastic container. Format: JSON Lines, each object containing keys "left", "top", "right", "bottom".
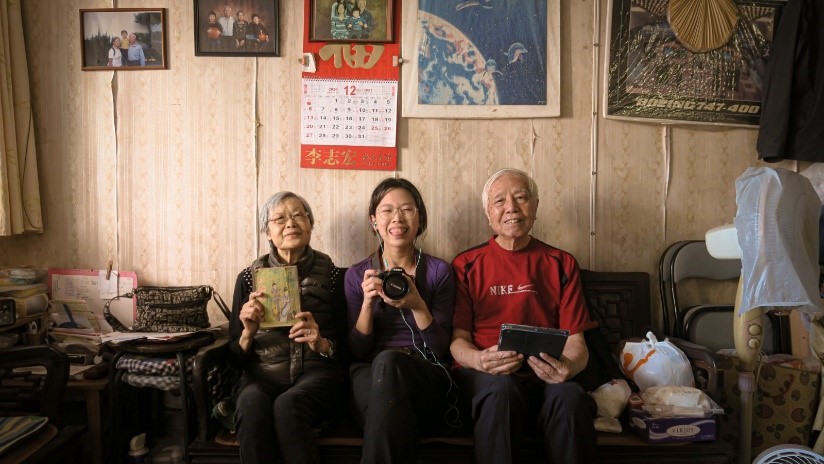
{"left": 128, "top": 433, "right": 150, "bottom": 464}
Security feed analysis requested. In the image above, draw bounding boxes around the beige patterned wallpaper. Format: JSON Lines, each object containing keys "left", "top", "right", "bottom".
{"left": 0, "top": 0, "right": 801, "bottom": 338}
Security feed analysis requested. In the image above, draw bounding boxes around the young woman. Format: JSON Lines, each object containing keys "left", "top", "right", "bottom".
{"left": 107, "top": 37, "right": 123, "bottom": 67}
{"left": 345, "top": 177, "right": 457, "bottom": 463}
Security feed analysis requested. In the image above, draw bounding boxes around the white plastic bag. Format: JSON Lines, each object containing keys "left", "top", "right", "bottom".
{"left": 734, "top": 167, "right": 822, "bottom": 322}
{"left": 620, "top": 332, "right": 694, "bottom": 392}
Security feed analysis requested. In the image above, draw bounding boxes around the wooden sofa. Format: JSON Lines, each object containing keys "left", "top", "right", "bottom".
{"left": 187, "top": 270, "right": 734, "bottom": 464}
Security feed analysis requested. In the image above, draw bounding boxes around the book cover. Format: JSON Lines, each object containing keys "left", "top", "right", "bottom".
{"left": 50, "top": 300, "right": 103, "bottom": 333}
{"left": 254, "top": 266, "right": 302, "bottom": 329}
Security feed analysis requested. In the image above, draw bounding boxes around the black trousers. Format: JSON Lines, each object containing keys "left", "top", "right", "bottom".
{"left": 454, "top": 368, "right": 597, "bottom": 464}
{"left": 235, "top": 367, "right": 343, "bottom": 464}
{"left": 350, "top": 350, "right": 454, "bottom": 464}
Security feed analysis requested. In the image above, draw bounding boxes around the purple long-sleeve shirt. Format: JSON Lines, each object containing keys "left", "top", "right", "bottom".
{"left": 345, "top": 253, "right": 455, "bottom": 361}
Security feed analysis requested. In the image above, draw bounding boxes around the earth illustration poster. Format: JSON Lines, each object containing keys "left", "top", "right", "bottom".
{"left": 402, "top": 0, "right": 560, "bottom": 119}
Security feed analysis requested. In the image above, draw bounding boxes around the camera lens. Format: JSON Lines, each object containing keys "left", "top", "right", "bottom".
{"left": 381, "top": 270, "right": 409, "bottom": 299}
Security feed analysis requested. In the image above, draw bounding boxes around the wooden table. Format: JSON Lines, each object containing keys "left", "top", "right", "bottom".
{"left": 66, "top": 376, "right": 108, "bottom": 464}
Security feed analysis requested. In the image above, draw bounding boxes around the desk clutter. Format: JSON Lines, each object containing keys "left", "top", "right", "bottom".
{"left": 0, "top": 271, "right": 49, "bottom": 329}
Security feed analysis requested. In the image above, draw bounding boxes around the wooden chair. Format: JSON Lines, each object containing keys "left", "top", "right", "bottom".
{"left": 0, "top": 345, "right": 86, "bottom": 464}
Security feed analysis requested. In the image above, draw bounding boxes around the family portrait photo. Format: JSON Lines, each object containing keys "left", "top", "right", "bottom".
{"left": 309, "top": 0, "right": 393, "bottom": 43}
{"left": 194, "top": 0, "right": 279, "bottom": 56}
{"left": 80, "top": 8, "right": 167, "bottom": 70}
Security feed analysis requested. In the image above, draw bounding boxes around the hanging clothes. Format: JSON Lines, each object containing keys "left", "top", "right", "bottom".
{"left": 757, "top": 0, "right": 824, "bottom": 163}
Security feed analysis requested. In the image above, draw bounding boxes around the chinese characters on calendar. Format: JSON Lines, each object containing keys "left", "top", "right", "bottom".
{"left": 300, "top": 78, "right": 398, "bottom": 170}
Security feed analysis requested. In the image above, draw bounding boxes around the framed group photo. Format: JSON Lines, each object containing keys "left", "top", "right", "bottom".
{"left": 604, "top": 0, "right": 784, "bottom": 127}
{"left": 400, "top": 0, "right": 560, "bottom": 119}
{"left": 80, "top": 8, "right": 167, "bottom": 70}
{"left": 194, "top": 0, "right": 279, "bottom": 56}
{"left": 309, "top": 0, "right": 394, "bottom": 43}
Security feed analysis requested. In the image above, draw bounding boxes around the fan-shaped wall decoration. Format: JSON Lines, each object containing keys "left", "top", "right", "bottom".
{"left": 668, "top": 0, "right": 739, "bottom": 53}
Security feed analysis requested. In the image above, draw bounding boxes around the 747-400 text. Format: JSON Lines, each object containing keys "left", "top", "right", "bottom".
{"left": 635, "top": 97, "right": 760, "bottom": 114}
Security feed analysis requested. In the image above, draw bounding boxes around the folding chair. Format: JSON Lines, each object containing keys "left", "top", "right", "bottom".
{"left": 659, "top": 240, "right": 790, "bottom": 354}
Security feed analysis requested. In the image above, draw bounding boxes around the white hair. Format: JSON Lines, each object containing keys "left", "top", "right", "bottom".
{"left": 481, "top": 168, "right": 539, "bottom": 210}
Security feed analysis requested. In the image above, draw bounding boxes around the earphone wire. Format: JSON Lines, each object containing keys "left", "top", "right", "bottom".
{"left": 398, "top": 305, "right": 462, "bottom": 429}
{"left": 379, "top": 236, "right": 462, "bottom": 428}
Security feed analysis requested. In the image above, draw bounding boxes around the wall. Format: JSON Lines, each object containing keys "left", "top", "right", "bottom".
{"left": 2, "top": 0, "right": 798, "bottom": 333}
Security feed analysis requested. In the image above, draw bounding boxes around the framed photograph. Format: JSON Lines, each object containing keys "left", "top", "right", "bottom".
{"left": 401, "top": 0, "right": 560, "bottom": 119}
{"left": 80, "top": 8, "right": 167, "bottom": 70}
{"left": 309, "top": 0, "right": 393, "bottom": 43}
{"left": 194, "top": 0, "right": 279, "bottom": 57}
{"left": 604, "top": 0, "right": 784, "bottom": 127}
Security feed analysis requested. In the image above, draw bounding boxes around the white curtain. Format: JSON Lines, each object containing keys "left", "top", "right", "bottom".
{"left": 0, "top": 0, "right": 43, "bottom": 235}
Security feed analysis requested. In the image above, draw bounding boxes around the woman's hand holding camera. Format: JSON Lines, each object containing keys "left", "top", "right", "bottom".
{"left": 364, "top": 269, "right": 425, "bottom": 312}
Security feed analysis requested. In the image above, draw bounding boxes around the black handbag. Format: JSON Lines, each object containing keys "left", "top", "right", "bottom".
{"left": 104, "top": 285, "right": 230, "bottom": 333}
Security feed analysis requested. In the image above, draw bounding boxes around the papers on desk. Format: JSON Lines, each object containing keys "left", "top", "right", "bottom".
{"left": 48, "top": 268, "right": 137, "bottom": 331}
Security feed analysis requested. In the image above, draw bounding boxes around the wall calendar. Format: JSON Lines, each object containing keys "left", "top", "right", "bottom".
{"left": 300, "top": 1, "right": 400, "bottom": 171}
{"left": 301, "top": 78, "right": 397, "bottom": 148}
{"left": 300, "top": 78, "right": 398, "bottom": 170}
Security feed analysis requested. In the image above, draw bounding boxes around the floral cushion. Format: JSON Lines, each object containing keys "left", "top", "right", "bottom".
{"left": 717, "top": 360, "right": 819, "bottom": 461}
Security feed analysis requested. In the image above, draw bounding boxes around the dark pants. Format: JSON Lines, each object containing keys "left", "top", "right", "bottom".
{"left": 350, "top": 350, "right": 454, "bottom": 464}
{"left": 454, "top": 368, "right": 597, "bottom": 464}
{"left": 235, "top": 367, "right": 343, "bottom": 464}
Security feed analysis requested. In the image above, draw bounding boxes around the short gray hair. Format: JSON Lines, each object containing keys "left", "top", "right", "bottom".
{"left": 481, "top": 168, "right": 539, "bottom": 210}
{"left": 259, "top": 191, "right": 315, "bottom": 235}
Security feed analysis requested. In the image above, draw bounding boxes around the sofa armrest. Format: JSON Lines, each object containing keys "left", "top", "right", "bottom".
{"left": 192, "top": 336, "right": 238, "bottom": 442}
{"left": 669, "top": 337, "right": 733, "bottom": 401}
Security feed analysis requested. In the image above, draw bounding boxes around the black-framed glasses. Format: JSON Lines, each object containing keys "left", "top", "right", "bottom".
{"left": 269, "top": 212, "right": 309, "bottom": 225}
{"left": 375, "top": 205, "right": 418, "bottom": 221}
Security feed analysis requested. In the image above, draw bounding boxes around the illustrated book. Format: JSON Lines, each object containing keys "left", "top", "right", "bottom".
{"left": 254, "top": 266, "right": 302, "bottom": 329}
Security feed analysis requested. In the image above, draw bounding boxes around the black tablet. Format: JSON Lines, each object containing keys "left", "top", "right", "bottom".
{"left": 498, "top": 324, "right": 569, "bottom": 359}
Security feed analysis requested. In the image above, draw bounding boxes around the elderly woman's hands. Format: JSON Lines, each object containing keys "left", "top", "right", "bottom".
{"left": 289, "top": 311, "right": 331, "bottom": 354}
{"left": 240, "top": 291, "right": 265, "bottom": 334}
{"left": 475, "top": 345, "right": 524, "bottom": 375}
{"left": 238, "top": 291, "right": 265, "bottom": 351}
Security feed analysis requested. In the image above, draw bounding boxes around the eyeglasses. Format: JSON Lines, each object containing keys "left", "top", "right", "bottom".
{"left": 268, "top": 212, "right": 310, "bottom": 225}
{"left": 375, "top": 205, "right": 418, "bottom": 221}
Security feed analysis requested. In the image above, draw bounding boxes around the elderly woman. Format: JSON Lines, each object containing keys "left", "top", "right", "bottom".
{"left": 450, "top": 168, "right": 598, "bottom": 464}
{"left": 345, "top": 177, "right": 456, "bottom": 463}
{"left": 229, "top": 191, "right": 343, "bottom": 464}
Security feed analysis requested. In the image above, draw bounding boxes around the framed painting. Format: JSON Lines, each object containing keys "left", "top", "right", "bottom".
{"left": 604, "top": 0, "right": 785, "bottom": 127}
{"left": 194, "top": 0, "right": 279, "bottom": 57}
{"left": 401, "top": 0, "right": 560, "bottom": 119}
{"left": 309, "top": 0, "right": 394, "bottom": 43}
{"left": 80, "top": 8, "right": 167, "bottom": 70}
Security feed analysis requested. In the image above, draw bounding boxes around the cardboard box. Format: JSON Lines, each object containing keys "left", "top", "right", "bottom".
{"left": 627, "top": 408, "right": 717, "bottom": 444}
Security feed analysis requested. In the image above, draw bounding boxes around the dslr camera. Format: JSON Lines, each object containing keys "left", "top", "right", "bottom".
{"left": 378, "top": 267, "right": 409, "bottom": 300}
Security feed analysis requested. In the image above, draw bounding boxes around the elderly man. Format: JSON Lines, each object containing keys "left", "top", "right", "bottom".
{"left": 125, "top": 33, "right": 145, "bottom": 66}
{"left": 219, "top": 5, "right": 236, "bottom": 51}
{"left": 450, "top": 168, "right": 598, "bottom": 464}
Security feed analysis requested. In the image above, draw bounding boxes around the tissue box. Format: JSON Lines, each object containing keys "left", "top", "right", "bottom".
{"left": 627, "top": 409, "right": 716, "bottom": 444}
